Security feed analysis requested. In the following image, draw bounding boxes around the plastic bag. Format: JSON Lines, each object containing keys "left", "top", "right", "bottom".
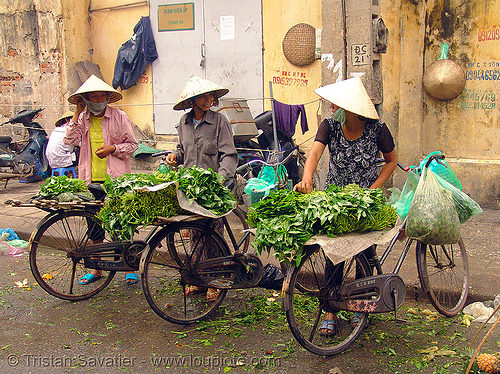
{"left": 390, "top": 170, "right": 419, "bottom": 220}
{"left": 432, "top": 172, "right": 483, "bottom": 223}
{"left": 257, "top": 263, "right": 284, "bottom": 290}
{"left": 406, "top": 168, "right": 460, "bottom": 245}
{"left": 413, "top": 151, "right": 462, "bottom": 190}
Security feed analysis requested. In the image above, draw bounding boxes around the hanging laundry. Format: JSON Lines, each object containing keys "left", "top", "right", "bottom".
{"left": 113, "top": 16, "right": 158, "bottom": 90}
{"left": 272, "top": 101, "right": 309, "bottom": 137}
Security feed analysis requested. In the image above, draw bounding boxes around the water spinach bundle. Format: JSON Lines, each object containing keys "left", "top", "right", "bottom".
{"left": 97, "top": 166, "right": 236, "bottom": 240}
{"left": 36, "top": 175, "right": 94, "bottom": 201}
{"left": 247, "top": 184, "right": 397, "bottom": 265}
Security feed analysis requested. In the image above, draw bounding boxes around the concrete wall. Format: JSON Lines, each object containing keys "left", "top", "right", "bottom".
{"left": 382, "top": 0, "right": 500, "bottom": 206}
{"left": 0, "top": 0, "right": 67, "bottom": 136}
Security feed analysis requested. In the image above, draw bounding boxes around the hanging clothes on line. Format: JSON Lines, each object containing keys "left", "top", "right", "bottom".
{"left": 272, "top": 101, "right": 309, "bottom": 137}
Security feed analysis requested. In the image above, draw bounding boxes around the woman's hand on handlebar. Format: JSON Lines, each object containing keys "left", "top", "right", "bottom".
{"left": 293, "top": 178, "right": 314, "bottom": 194}
{"left": 165, "top": 153, "right": 177, "bottom": 167}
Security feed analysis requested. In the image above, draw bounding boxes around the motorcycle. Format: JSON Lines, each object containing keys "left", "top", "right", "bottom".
{"left": 0, "top": 108, "right": 50, "bottom": 186}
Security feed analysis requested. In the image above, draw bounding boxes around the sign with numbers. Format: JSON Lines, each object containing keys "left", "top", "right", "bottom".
{"left": 352, "top": 44, "right": 369, "bottom": 66}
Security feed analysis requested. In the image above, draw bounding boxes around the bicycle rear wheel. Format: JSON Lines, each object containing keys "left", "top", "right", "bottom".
{"left": 29, "top": 210, "right": 115, "bottom": 301}
{"left": 142, "top": 221, "right": 230, "bottom": 325}
{"left": 285, "top": 249, "right": 371, "bottom": 356}
{"left": 416, "top": 238, "right": 469, "bottom": 317}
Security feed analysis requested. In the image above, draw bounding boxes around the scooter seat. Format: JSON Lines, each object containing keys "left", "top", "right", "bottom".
{"left": 0, "top": 135, "right": 12, "bottom": 147}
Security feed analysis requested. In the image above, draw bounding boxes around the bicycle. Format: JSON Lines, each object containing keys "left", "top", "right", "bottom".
{"left": 139, "top": 147, "right": 312, "bottom": 323}
{"left": 282, "top": 153, "right": 469, "bottom": 356}
{"left": 22, "top": 147, "right": 295, "bottom": 302}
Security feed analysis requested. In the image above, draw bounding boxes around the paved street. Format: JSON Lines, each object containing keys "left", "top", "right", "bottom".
{"left": 0, "top": 179, "right": 499, "bottom": 373}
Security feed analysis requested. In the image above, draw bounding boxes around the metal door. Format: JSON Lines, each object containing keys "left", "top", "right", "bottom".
{"left": 150, "top": 0, "right": 263, "bottom": 135}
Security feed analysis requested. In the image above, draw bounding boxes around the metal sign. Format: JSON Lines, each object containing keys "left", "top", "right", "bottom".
{"left": 158, "top": 3, "right": 194, "bottom": 31}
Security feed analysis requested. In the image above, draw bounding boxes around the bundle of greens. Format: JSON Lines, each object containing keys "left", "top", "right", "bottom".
{"left": 247, "top": 184, "right": 397, "bottom": 265}
{"left": 37, "top": 175, "right": 93, "bottom": 201}
{"left": 96, "top": 166, "right": 236, "bottom": 240}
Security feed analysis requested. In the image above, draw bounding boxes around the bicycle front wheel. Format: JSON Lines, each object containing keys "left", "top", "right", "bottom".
{"left": 285, "top": 249, "right": 371, "bottom": 356}
{"left": 142, "top": 221, "right": 230, "bottom": 325}
{"left": 29, "top": 210, "right": 115, "bottom": 301}
{"left": 225, "top": 206, "right": 250, "bottom": 253}
{"left": 416, "top": 238, "right": 469, "bottom": 317}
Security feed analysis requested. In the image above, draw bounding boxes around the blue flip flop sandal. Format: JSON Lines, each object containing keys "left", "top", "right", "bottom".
{"left": 319, "top": 319, "right": 337, "bottom": 337}
{"left": 125, "top": 273, "right": 139, "bottom": 285}
{"left": 79, "top": 273, "right": 101, "bottom": 285}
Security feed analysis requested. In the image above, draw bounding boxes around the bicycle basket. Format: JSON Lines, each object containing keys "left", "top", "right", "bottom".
{"left": 411, "top": 151, "right": 462, "bottom": 190}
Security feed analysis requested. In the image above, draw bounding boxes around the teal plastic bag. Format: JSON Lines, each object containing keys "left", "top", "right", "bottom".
{"left": 412, "top": 151, "right": 462, "bottom": 190}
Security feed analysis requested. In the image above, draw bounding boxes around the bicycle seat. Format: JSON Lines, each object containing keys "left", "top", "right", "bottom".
{"left": 87, "top": 183, "right": 106, "bottom": 201}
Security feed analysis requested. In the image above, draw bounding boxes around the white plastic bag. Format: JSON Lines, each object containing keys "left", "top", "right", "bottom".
{"left": 406, "top": 168, "right": 460, "bottom": 245}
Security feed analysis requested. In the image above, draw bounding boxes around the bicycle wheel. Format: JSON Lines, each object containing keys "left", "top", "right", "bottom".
{"left": 142, "top": 221, "right": 230, "bottom": 325}
{"left": 416, "top": 238, "right": 469, "bottom": 317}
{"left": 298, "top": 153, "right": 320, "bottom": 190}
{"left": 285, "top": 249, "right": 372, "bottom": 356}
{"left": 224, "top": 207, "right": 250, "bottom": 253}
{"left": 29, "top": 210, "right": 115, "bottom": 301}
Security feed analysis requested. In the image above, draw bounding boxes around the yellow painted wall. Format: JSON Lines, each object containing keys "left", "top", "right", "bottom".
{"left": 262, "top": 0, "right": 322, "bottom": 150}
{"left": 381, "top": 0, "right": 500, "bottom": 205}
{"left": 88, "top": 0, "right": 153, "bottom": 138}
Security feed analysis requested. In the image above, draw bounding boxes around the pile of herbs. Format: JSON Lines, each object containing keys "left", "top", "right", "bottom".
{"left": 247, "top": 184, "right": 398, "bottom": 265}
{"left": 96, "top": 166, "right": 236, "bottom": 240}
{"left": 36, "top": 175, "right": 93, "bottom": 201}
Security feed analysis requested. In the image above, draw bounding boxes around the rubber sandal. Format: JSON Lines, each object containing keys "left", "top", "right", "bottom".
{"left": 125, "top": 273, "right": 139, "bottom": 285}
{"left": 319, "top": 319, "right": 337, "bottom": 337}
{"left": 79, "top": 273, "right": 101, "bottom": 285}
{"left": 206, "top": 288, "right": 219, "bottom": 302}
{"left": 351, "top": 312, "right": 363, "bottom": 327}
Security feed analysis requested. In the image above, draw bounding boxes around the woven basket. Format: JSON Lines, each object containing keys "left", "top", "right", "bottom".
{"left": 282, "top": 23, "right": 316, "bottom": 67}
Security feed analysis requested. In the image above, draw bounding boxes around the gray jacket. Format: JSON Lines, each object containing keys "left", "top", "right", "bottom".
{"left": 174, "top": 109, "right": 237, "bottom": 180}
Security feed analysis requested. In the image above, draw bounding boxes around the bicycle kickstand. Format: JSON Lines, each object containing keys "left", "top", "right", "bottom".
{"left": 392, "top": 289, "right": 411, "bottom": 324}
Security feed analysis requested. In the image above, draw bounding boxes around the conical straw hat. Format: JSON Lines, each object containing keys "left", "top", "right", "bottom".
{"left": 55, "top": 111, "right": 74, "bottom": 127}
{"left": 173, "top": 75, "right": 229, "bottom": 110}
{"left": 314, "top": 77, "right": 379, "bottom": 119}
{"left": 68, "top": 75, "right": 122, "bottom": 104}
{"left": 423, "top": 59, "right": 465, "bottom": 100}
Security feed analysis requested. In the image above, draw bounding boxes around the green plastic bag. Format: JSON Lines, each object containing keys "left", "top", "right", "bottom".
{"left": 432, "top": 172, "right": 483, "bottom": 223}
{"left": 390, "top": 170, "right": 419, "bottom": 221}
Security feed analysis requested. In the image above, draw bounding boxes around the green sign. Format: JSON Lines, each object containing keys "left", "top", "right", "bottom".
{"left": 158, "top": 3, "right": 194, "bottom": 31}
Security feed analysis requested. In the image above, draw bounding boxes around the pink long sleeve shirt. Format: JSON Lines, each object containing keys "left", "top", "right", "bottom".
{"left": 63, "top": 106, "right": 138, "bottom": 184}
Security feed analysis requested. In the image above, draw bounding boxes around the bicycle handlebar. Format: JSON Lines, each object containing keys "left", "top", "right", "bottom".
{"left": 151, "top": 150, "right": 172, "bottom": 158}
{"left": 236, "top": 147, "right": 299, "bottom": 174}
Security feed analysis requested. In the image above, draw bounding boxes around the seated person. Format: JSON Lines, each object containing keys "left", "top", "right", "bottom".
{"left": 46, "top": 111, "right": 77, "bottom": 174}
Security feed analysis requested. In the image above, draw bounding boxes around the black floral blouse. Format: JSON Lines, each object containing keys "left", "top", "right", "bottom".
{"left": 316, "top": 118, "right": 395, "bottom": 189}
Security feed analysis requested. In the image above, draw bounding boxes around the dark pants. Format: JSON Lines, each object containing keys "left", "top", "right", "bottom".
{"left": 323, "top": 245, "right": 375, "bottom": 313}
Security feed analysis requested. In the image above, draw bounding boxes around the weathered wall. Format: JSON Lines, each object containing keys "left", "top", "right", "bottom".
{"left": 0, "top": 0, "right": 66, "bottom": 135}
{"left": 382, "top": 0, "right": 500, "bottom": 206}
{"left": 262, "top": 0, "right": 322, "bottom": 149}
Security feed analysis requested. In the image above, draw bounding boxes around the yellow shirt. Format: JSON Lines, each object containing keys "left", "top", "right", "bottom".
{"left": 89, "top": 116, "right": 107, "bottom": 182}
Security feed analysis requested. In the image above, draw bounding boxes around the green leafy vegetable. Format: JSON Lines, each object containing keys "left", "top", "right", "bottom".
{"left": 247, "top": 184, "right": 397, "bottom": 265}
{"left": 37, "top": 176, "right": 87, "bottom": 197}
{"left": 96, "top": 166, "right": 236, "bottom": 240}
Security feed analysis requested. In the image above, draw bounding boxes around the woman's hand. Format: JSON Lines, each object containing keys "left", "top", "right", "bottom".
{"left": 166, "top": 153, "right": 177, "bottom": 166}
{"left": 95, "top": 145, "right": 116, "bottom": 159}
{"left": 293, "top": 178, "right": 314, "bottom": 194}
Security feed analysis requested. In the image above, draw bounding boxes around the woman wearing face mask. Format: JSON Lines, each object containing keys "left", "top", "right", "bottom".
{"left": 64, "top": 74, "right": 139, "bottom": 285}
